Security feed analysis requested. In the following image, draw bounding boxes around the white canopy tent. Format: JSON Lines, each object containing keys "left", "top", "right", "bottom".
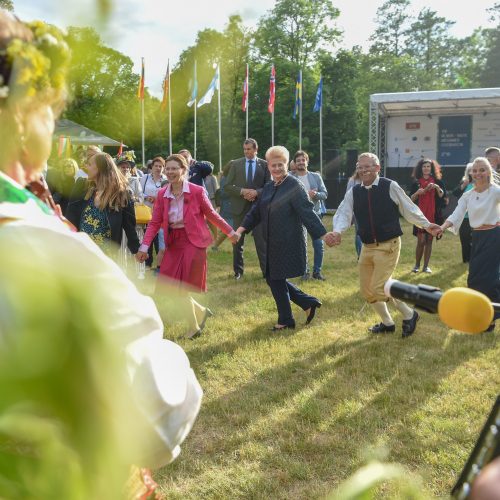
{"left": 54, "top": 119, "right": 125, "bottom": 147}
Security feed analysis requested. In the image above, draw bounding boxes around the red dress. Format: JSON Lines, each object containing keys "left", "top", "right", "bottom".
{"left": 141, "top": 181, "right": 233, "bottom": 292}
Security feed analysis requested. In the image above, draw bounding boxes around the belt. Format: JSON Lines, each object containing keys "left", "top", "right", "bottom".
{"left": 473, "top": 223, "right": 500, "bottom": 231}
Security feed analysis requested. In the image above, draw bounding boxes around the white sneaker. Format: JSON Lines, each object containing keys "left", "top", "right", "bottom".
{"left": 423, "top": 267, "right": 432, "bottom": 273}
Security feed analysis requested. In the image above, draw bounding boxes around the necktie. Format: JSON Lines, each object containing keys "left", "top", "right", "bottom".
{"left": 247, "top": 160, "right": 254, "bottom": 184}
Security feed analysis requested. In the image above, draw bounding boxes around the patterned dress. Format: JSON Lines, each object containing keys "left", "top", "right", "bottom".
{"left": 80, "top": 197, "right": 113, "bottom": 255}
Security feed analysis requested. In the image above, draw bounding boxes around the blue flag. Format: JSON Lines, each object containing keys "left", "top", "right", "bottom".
{"left": 313, "top": 77, "right": 323, "bottom": 112}
{"left": 197, "top": 65, "right": 220, "bottom": 108}
{"left": 293, "top": 71, "right": 302, "bottom": 119}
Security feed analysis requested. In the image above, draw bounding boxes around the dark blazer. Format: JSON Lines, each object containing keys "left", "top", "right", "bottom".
{"left": 224, "top": 156, "right": 269, "bottom": 216}
{"left": 67, "top": 178, "right": 140, "bottom": 254}
{"left": 189, "top": 160, "right": 213, "bottom": 186}
{"left": 241, "top": 175, "right": 326, "bottom": 280}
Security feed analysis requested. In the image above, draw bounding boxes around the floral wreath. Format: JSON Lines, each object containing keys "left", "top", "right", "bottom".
{"left": 0, "top": 17, "right": 70, "bottom": 104}
{"left": 115, "top": 150, "right": 136, "bottom": 166}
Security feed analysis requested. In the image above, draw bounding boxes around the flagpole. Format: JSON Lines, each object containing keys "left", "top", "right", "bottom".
{"left": 217, "top": 64, "right": 222, "bottom": 174}
{"left": 299, "top": 69, "right": 302, "bottom": 150}
{"left": 245, "top": 63, "right": 249, "bottom": 139}
{"left": 272, "top": 111, "right": 276, "bottom": 146}
{"left": 168, "top": 59, "right": 172, "bottom": 155}
{"left": 319, "top": 97, "right": 323, "bottom": 178}
{"left": 141, "top": 58, "right": 145, "bottom": 168}
{"left": 194, "top": 60, "right": 197, "bottom": 159}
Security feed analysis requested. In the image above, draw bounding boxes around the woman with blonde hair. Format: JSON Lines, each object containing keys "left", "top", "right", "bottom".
{"left": 67, "top": 152, "right": 140, "bottom": 256}
{"left": 236, "top": 146, "right": 327, "bottom": 331}
{"left": 440, "top": 157, "right": 500, "bottom": 332}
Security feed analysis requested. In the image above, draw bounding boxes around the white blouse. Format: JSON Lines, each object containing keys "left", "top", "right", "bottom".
{"left": 446, "top": 184, "right": 500, "bottom": 233}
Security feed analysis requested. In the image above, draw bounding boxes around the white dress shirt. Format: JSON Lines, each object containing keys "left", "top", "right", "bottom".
{"left": 446, "top": 184, "right": 500, "bottom": 233}
{"left": 333, "top": 176, "right": 430, "bottom": 233}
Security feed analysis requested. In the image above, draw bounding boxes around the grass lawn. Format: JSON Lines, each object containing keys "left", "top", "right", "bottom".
{"left": 138, "top": 218, "right": 499, "bottom": 499}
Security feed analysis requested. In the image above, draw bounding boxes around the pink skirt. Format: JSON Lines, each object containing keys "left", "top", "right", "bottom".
{"left": 159, "top": 228, "right": 207, "bottom": 292}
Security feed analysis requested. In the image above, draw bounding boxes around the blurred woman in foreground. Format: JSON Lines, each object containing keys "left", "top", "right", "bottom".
{"left": 0, "top": 10, "right": 201, "bottom": 498}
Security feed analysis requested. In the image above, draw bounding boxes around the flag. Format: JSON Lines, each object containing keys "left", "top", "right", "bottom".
{"left": 58, "top": 136, "right": 71, "bottom": 157}
{"left": 313, "top": 77, "right": 323, "bottom": 112}
{"left": 137, "top": 58, "right": 145, "bottom": 100}
{"left": 161, "top": 61, "right": 169, "bottom": 111}
{"left": 293, "top": 71, "right": 302, "bottom": 119}
{"left": 242, "top": 64, "right": 249, "bottom": 112}
{"left": 267, "top": 64, "right": 275, "bottom": 114}
{"left": 197, "top": 64, "right": 219, "bottom": 108}
{"left": 117, "top": 141, "right": 123, "bottom": 156}
{"left": 187, "top": 62, "right": 198, "bottom": 107}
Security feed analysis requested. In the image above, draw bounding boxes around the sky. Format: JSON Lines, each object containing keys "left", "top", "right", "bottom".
{"left": 13, "top": 0, "right": 496, "bottom": 97}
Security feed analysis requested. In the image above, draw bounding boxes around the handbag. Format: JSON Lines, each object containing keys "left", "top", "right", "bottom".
{"left": 134, "top": 203, "right": 152, "bottom": 225}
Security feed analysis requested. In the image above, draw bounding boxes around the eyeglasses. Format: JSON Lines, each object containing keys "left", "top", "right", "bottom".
{"left": 356, "top": 165, "right": 375, "bottom": 171}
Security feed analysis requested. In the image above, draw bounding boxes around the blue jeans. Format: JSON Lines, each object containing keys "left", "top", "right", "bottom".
{"left": 305, "top": 236, "right": 324, "bottom": 274}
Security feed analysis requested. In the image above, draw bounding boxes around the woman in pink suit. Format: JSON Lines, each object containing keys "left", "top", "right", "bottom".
{"left": 136, "top": 154, "right": 238, "bottom": 338}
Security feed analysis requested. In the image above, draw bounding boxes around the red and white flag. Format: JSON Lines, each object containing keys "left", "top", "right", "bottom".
{"left": 267, "top": 64, "right": 275, "bottom": 114}
{"left": 241, "top": 64, "right": 249, "bottom": 112}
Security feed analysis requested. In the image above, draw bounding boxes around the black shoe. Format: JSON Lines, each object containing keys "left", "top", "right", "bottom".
{"left": 402, "top": 310, "right": 419, "bottom": 338}
{"left": 312, "top": 272, "right": 326, "bottom": 281}
{"left": 234, "top": 272, "right": 243, "bottom": 280}
{"left": 270, "top": 324, "right": 295, "bottom": 331}
{"left": 186, "top": 328, "right": 202, "bottom": 340}
{"left": 369, "top": 322, "right": 396, "bottom": 334}
{"left": 306, "top": 301, "right": 322, "bottom": 324}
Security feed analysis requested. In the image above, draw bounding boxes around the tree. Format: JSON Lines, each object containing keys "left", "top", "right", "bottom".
{"left": 0, "top": 0, "right": 13, "bottom": 11}
{"left": 369, "top": 0, "right": 412, "bottom": 57}
{"left": 405, "top": 8, "right": 455, "bottom": 85}
{"left": 254, "top": 0, "right": 341, "bottom": 69}
{"left": 480, "top": 2, "right": 500, "bottom": 87}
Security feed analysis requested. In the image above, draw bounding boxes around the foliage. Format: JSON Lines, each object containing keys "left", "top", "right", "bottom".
{"left": 255, "top": 0, "right": 341, "bottom": 68}
{"left": 0, "top": 0, "right": 13, "bottom": 11}
{"left": 369, "top": 0, "right": 412, "bottom": 57}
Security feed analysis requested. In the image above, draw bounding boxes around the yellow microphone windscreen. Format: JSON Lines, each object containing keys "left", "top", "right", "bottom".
{"left": 438, "top": 287, "right": 494, "bottom": 334}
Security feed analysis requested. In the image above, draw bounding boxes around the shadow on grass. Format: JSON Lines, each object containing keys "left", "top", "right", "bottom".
{"left": 161, "top": 323, "right": 495, "bottom": 499}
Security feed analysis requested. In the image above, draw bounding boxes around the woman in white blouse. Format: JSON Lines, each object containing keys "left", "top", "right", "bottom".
{"left": 440, "top": 157, "right": 500, "bottom": 332}
{"left": 140, "top": 156, "right": 167, "bottom": 268}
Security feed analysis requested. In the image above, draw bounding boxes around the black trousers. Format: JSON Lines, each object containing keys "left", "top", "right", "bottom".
{"left": 459, "top": 217, "right": 472, "bottom": 263}
{"left": 468, "top": 227, "right": 500, "bottom": 321}
{"left": 232, "top": 214, "right": 266, "bottom": 275}
{"left": 266, "top": 276, "right": 319, "bottom": 326}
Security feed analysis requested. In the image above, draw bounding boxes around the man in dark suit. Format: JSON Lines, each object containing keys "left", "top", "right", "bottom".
{"left": 224, "top": 138, "right": 269, "bottom": 279}
{"left": 178, "top": 149, "right": 213, "bottom": 187}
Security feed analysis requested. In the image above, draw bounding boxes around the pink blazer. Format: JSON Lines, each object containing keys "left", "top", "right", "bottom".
{"left": 142, "top": 182, "right": 233, "bottom": 249}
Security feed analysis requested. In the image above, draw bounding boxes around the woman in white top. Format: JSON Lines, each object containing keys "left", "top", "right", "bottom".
{"left": 140, "top": 156, "right": 166, "bottom": 267}
{"left": 440, "top": 157, "right": 500, "bottom": 332}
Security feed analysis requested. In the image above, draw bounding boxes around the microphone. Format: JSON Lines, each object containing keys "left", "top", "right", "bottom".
{"left": 384, "top": 279, "right": 496, "bottom": 334}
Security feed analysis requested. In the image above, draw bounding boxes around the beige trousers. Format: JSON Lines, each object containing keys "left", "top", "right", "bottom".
{"left": 358, "top": 237, "right": 401, "bottom": 303}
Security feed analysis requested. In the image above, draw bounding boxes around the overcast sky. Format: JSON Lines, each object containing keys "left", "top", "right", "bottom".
{"left": 14, "top": 0, "right": 496, "bottom": 97}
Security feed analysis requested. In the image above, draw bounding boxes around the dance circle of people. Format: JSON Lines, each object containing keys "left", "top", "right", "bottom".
{"left": 45, "top": 135, "right": 500, "bottom": 338}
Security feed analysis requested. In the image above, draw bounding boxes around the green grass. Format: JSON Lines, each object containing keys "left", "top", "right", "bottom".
{"left": 136, "top": 218, "right": 499, "bottom": 499}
